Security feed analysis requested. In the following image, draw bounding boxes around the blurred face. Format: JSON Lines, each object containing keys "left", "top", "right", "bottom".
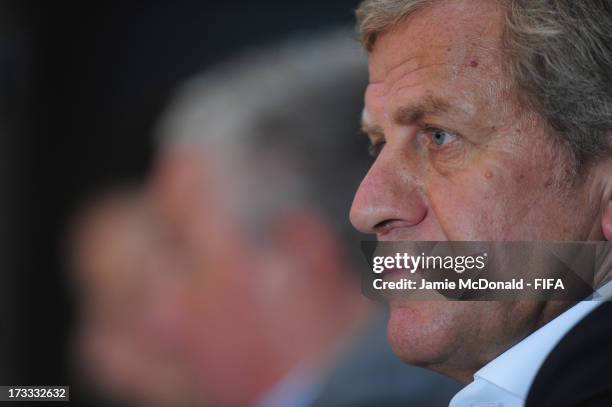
{"left": 148, "top": 151, "right": 285, "bottom": 404}
{"left": 72, "top": 193, "right": 203, "bottom": 406}
{"left": 72, "top": 155, "right": 288, "bottom": 406}
{"left": 350, "top": 0, "right": 604, "bottom": 380}
{"left": 149, "top": 149, "right": 357, "bottom": 405}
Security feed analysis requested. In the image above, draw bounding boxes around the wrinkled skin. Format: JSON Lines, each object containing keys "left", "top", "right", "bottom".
{"left": 350, "top": 0, "right": 612, "bottom": 382}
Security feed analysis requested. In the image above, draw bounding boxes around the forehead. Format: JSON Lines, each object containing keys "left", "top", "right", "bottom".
{"left": 367, "top": 0, "right": 508, "bottom": 115}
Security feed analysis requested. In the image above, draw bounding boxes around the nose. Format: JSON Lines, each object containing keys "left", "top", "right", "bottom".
{"left": 350, "top": 154, "right": 427, "bottom": 237}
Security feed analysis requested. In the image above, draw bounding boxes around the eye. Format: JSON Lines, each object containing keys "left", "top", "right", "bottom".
{"left": 428, "top": 128, "right": 457, "bottom": 147}
{"left": 368, "top": 141, "right": 386, "bottom": 158}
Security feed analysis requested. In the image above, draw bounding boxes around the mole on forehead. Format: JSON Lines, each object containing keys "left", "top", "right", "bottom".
{"left": 370, "top": 38, "right": 487, "bottom": 88}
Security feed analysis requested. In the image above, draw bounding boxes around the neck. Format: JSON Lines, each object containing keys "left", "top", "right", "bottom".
{"left": 441, "top": 300, "right": 575, "bottom": 384}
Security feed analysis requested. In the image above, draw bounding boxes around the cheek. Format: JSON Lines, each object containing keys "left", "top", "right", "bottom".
{"left": 425, "top": 159, "right": 544, "bottom": 240}
{"left": 425, "top": 176, "right": 501, "bottom": 240}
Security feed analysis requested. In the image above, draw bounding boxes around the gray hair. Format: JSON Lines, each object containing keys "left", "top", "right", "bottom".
{"left": 155, "top": 29, "right": 370, "bottom": 248}
{"left": 356, "top": 0, "right": 612, "bottom": 168}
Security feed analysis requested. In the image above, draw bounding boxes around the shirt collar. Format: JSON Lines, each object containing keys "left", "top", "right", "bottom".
{"left": 474, "top": 281, "right": 612, "bottom": 400}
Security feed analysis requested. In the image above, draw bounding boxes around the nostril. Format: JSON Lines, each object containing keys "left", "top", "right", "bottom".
{"left": 373, "top": 219, "right": 397, "bottom": 232}
{"left": 374, "top": 219, "right": 412, "bottom": 234}
{"left": 373, "top": 211, "right": 427, "bottom": 235}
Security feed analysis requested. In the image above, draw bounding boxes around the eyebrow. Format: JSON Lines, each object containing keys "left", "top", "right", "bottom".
{"left": 393, "top": 95, "right": 451, "bottom": 125}
{"left": 361, "top": 95, "right": 454, "bottom": 139}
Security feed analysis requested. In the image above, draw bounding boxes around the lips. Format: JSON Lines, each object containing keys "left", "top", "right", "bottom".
{"left": 380, "top": 268, "right": 416, "bottom": 281}
{"left": 380, "top": 266, "right": 403, "bottom": 276}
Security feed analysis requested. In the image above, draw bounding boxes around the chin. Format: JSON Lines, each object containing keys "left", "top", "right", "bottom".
{"left": 387, "top": 300, "right": 468, "bottom": 369}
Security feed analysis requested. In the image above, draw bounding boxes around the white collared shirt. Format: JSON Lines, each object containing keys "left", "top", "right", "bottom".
{"left": 450, "top": 282, "right": 612, "bottom": 407}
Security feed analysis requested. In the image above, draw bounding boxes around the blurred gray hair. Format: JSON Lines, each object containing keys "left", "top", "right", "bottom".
{"left": 356, "top": 0, "right": 612, "bottom": 168}
{"left": 155, "top": 29, "right": 370, "bottom": 246}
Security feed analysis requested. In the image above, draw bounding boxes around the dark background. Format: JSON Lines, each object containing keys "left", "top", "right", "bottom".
{"left": 1, "top": 0, "right": 360, "bottom": 404}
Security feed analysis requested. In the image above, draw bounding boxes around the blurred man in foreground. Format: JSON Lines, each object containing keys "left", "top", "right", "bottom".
{"left": 70, "top": 30, "right": 461, "bottom": 406}
{"left": 351, "top": 1, "right": 612, "bottom": 405}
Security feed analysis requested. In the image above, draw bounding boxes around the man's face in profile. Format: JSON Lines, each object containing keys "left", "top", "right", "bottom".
{"left": 350, "top": 0, "right": 605, "bottom": 380}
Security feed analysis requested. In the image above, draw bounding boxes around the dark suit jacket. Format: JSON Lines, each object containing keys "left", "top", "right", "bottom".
{"left": 526, "top": 301, "right": 612, "bottom": 407}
